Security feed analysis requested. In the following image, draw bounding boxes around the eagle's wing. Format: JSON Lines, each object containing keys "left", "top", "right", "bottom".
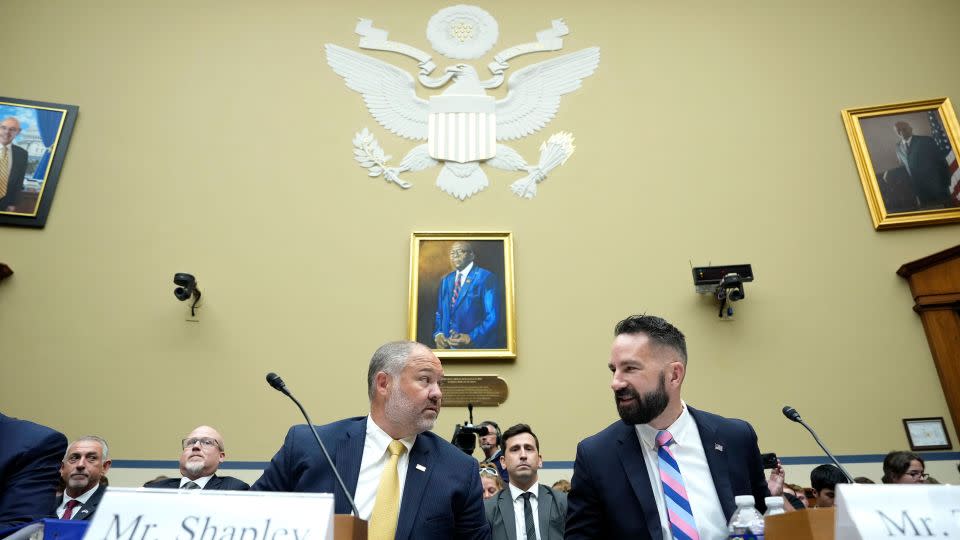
{"left": 325, "top": 44, "right": 430, "bottom": 141}
{"left": 495, "top": 47, "right": 600, "bottom": 141}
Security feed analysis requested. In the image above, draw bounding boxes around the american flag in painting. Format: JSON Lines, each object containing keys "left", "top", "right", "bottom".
{"left": 928, "top": 111, "right": 960, "bottom": 205}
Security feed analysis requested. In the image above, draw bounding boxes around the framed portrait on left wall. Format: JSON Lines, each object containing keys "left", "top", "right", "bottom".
{"left": 408, "top": 232, "right": 516, "bottom": 360}
{"left": 0, "top": 97, "right": 79, "bottom": 228}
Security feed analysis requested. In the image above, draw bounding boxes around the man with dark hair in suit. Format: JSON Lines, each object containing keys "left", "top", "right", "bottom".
{"left": 56, "top": 436, "right": 111, "bottom": 522}
{"left": 886, "top": 121, "right": 953, "bottom": 209}
{"left": 0, "top": 413, "right": 68, "bottom": 533}
{"left": 810, "top": 464, "right": 848, "bottom": 508}
{"left": 253, "top": 341, "right": 490, "bottom": 540}
{"left": 0, "top": 117, "right": 28, "bottom": 213}
{"left": 143, "top": 425, "right": 249, "bottom": 490}
{"left": 566, "top": 314, "right": 774, "bottom": 540}
{"left": 485, "top": 423, "right": 566, "bottom": 540}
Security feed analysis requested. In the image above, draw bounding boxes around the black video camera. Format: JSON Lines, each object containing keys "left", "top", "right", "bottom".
{"left": 450, "top": 404, "right": 490, "bottom": 454}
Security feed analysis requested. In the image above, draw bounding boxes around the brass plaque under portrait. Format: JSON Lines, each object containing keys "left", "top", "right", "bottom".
{"left": 439, "top": 375, "right": 508, "bottom": 407}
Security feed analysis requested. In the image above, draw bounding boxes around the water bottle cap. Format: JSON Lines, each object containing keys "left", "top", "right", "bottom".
{"left": 734, "top": 495, "right": 756, "bottom": 506}
{"left": 764, "top": 496, "right": 783, "bottom": 506}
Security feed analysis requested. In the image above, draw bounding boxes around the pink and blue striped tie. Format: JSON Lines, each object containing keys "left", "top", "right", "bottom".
{"left": 656, "top": 430, "right": 700, "bottom": 540}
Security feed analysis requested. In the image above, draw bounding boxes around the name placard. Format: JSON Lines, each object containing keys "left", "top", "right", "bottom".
{"left": 83, "top": 488, "right": 334, "bottom": 540}
{"left": 835, "top": 484, "right": 960, "bottom": 539}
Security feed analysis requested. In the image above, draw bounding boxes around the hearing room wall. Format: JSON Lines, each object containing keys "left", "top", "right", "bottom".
{"left": 2, "top": 0, "right": 959, "bottom": 485}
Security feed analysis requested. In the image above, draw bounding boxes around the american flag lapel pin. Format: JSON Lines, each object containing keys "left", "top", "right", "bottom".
{"left": 416, "top": 464, "right": 426, "bottom": 472}
{"left": 715, "top": 443, "right": 724, "bottom": 452}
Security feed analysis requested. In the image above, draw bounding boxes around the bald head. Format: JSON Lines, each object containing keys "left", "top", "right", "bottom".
{"left": 0, "top": 117, "right": 21, "bottom": 146}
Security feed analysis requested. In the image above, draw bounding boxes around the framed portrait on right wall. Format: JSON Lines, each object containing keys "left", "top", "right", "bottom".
{"left": 841, "top": 97, "right": 960, "bottom": 230}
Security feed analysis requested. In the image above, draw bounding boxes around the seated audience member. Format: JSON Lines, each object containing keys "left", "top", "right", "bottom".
{"left": 853, "top": 476, "right": 875, "bottom": 484}
{"left": 144, "top": 425, "right": 249, "bottom": 490}
{"left": 485, "top": 424, "right": 566, "bottom": 540}
{"left": 784, "top": 483, "right": 807, "bottom": 507}
{"left": 479, "top": 463, "right": 503, "bottom": 500}
{"left": 810, "top": 464, "right": 848, "bottom": 508}
{"left": 881, "top": 451, "right": 926, "bottom": 484}
{"left": 56, "top": 436, "right": 111, "bottom": 521}
{"left": 781, "top": 484, "right": 805, "bottom": 512}
{"left": 551, "top": 479, "right": 570, "bottom": 493}
{"left": 0, "top": 413, "right": 68, "bottom": 531}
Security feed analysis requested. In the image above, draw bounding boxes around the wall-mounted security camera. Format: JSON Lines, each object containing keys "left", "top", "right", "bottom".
{"left": 173, "top": 273, "right": 202, "bottom": 316}
{"left": 692, "top": 264, "right": 753, "bottom": 318}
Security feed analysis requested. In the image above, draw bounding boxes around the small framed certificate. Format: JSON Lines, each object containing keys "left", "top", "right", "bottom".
{"left": 902, "top": 417, "right": 952, "bottom": 451}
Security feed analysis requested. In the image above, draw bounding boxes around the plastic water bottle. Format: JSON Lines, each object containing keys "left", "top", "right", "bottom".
{"left": 727, "top": 494, "right": 764, "bottom": 539}
{"left": 763, "top": 496, "right": 785, "bottom": 517}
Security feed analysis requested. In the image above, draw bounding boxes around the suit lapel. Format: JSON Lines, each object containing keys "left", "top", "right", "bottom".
{"left": 205, "top": 475, "right": 222, "bottom": 490}
{"left": 537, "top": 485, "right": 553, "bottom": 540}
{"left": 616, "top": 423, "right": 662, "bottom": 540}
{"left": 334, "top": 419, "right": 365, "bottom": 515}
{"left": 394, "top": 435, "right": 433, "bottom": 540}
{"left": 689, "top": 407, "right": 735, "bottom": 520}
{"left": 498, "top": 489, "right": 518, "bottom": 540}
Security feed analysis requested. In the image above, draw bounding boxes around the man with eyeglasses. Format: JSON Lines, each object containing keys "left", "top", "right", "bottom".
{"left": 433, "top": 241, "right": 504, "bottom": 350}
{"left": 144, "top": 425, "right": 249, "bottom": 490}
{"left": 56, "top": 436, "right": 111, "bottom": 521}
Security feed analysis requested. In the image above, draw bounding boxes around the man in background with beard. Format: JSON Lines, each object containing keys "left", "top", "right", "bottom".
{"left": 144, "top": 425, "right": 249, "bottom": 490}
{"left": 566, "top": 315, "right": 772, "bottom": 540}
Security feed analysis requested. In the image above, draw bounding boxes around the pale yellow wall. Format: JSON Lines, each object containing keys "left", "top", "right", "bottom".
{"left": 2, "top": 0, "right": 960, "bottom": 487}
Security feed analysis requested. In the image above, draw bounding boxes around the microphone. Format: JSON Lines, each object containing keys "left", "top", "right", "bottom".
{"left": 265, "top": 372, "right": 360, "bottom": 517}
{"left": 781, "top": 405, "right": 854, "bottom": 483}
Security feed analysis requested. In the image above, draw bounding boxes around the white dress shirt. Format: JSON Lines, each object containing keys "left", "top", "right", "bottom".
{"left": 635, "top": 402, "right": 728, "bottom": 540}
{"left": 180, "top": 474, "right": 214, "bottom": 489}
{"left": 353, "top": 415, "right": 416, "bottom": 520}
{"left": 508, "top": 483, "right": 541, "bottom": 540}
{"left": 56, "top": 483, "right": 99, "bottom": 518}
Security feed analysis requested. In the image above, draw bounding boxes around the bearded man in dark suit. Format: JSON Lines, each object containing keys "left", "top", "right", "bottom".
{"left": 143, "top": 425, "right": 249, "bottom": 490}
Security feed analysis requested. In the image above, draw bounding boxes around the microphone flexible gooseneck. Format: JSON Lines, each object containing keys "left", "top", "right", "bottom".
{"left": 781, "top": 405, "right": 854, "bottom": 483}
{"left": 266, "top": 372, "right": 361, "bottom": 517}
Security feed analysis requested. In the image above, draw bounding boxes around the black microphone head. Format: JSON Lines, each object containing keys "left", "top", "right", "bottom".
{"left": 782, "top": 406, "right": 802, "bottom": 422}
{"left": 266, "top": 372, "right": 286, "bottom": 392}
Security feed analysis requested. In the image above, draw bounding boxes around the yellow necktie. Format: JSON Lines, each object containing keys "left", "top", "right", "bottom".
{"left": 369, "top": 440, "right": 406, "bottom": 540}
{"left": 0, "top": 147, "right": 9, "bottom": 199}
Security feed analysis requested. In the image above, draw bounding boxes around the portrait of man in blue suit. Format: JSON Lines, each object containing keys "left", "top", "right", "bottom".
{"left": 433, "top": 241, "right": 505, "bottom": 349}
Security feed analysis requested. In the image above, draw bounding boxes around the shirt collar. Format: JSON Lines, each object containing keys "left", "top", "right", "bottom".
{"left": 635, "top": 400, "right": 693, "bottom": 451}
{"left": 180, "top": 474, "right": 214, "bottom": 488}
{"left": 457, "top": 262, "right": 475, "bottom": 279}
{"left": 64, "top": 483, "right": 100, "bottom": 504}
{"left": 366, "top": 415, "right": 416, "bottom": 455}
{"left": 508, "top": 482, "right": 538, "bottom": 502}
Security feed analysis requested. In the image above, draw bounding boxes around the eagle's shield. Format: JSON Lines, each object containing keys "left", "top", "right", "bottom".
{"left": 427, "top": 95, "right": 496, "bottom": 163}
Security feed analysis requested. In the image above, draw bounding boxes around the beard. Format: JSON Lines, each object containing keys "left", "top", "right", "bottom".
{"left": 385, "top": 381, "right": 438, "bottom": 435}
{"left": 183, "top": 459, "right": 206, "bottom": 477}
{"left": 615, "top": 371, "right": 669, "bottom": 425}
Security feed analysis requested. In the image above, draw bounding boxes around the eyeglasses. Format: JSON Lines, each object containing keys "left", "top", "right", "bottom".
{"left": 905, "top": 471, "right": 929, "bottom": 480}
{"left": 182, "top": 437, "right": 222, "bottom": 450}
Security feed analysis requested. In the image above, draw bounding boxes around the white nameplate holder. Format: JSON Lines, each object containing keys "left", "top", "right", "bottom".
{"left": 835, "top": 483, "right": 960, "bottom": 539}
{"left": 83, "top": 487, "right": 335, "bottom": 540}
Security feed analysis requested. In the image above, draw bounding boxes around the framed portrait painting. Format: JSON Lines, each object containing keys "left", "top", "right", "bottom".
{"left": 0, "top": 97, "right": 79, "bottom": 228}
{"left": 408, "top": 232, "right": 516, "bottom": 360}
{"left": 841, "top": 97, "right": 960, "bottom": 230}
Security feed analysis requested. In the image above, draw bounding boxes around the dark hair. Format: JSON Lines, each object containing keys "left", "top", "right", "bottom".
{"left": 810, "top": 464, "right": 848, "bottom": 491}
{"left": 882, "top": 451, "right": 924, "bottom": 484}
{"left": 614, "top": 314, "right": 687, "bottom": 364}
{"left": 853, "top": 476, "right": 875, "bottom": 484}
{"left": 479, "top": 420, "right": 502, "bottom": 446}
{"left": 501, "top": 423, "right": 540, "bottom": 452}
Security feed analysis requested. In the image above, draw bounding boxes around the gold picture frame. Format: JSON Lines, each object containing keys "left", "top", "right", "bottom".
{"left": 408, "top": 232, "right": 516, "bottom": 360}
{"left": 841, "top": 97, "right": 960, "bottom": 230}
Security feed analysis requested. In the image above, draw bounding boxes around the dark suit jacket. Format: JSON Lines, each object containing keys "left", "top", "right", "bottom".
{"left": 565, "top": 406, "right": 768, "bottom": 539}
{"left": 0, "top": 413, "right": 68, "bottom": 531}
{"left": 252, "top": 417, "right": 491, "bottom": 540}
{"left": 434, "top": 265, "right": 503, "bottom": 349}
{"left": 897, "top": 135, "right": 951, "bottom": 205}
{"left": 485, "top": 484, "right": 566, "bottom": 540}
{"left": 56, "top": 484, "right": 107, "bottom": 521}
{"left": 0, "top": 145, "right": 27, "bottom": 211}
{"left": 143, "top": 474, "right": 250, "bottom": 491}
